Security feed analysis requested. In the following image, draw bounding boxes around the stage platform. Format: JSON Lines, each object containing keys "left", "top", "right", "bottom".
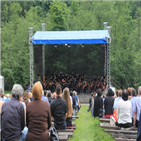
{"left": 77, "top": 90, "right": 106, "bottom": 104}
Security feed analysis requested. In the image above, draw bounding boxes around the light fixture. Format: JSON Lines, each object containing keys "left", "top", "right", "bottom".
{"left": 54, "top": 44, "right": 57, "bottom": 47}
{"left": 68, "top": 44, "right": 71, "bottom": 47}
{"left": 65, "top": 44, "right": 67, "bottom": 46}
{"left": 106, "top": 26, "right": 112, "bottom": 34}
{"left": 81, "top": 44, "right": 84, "bottom": 47}
{"left": 41, "top": 23, "right": 45, "bottom": 31}
{"left": 106, "top": 26, "right": 112, "bottom": 43}
{"left": 103, "top": 22, "right": 108, "bottom": 30}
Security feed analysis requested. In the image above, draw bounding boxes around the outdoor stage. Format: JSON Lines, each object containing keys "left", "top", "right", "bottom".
{"left": 28, "top": 22, "right": 111, "bottom": 89}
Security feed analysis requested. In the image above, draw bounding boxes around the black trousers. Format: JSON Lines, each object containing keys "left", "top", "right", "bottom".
{"left": 115, "top": 121, "right": 132, "bottom": 128}
{"left": 136, "top": 119, "right": 139, "bottom": 128}
{"left": 54, "top": 122, "right": 66, "bottom": 130}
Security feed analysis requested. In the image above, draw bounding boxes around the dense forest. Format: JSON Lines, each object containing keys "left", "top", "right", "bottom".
{"left": 1, "top": 1, "right": 141, "bottom": 90}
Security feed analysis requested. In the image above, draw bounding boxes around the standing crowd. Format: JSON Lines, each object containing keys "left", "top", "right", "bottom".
{"left": 0, "top": 82, "right": 81, "bottom": 141}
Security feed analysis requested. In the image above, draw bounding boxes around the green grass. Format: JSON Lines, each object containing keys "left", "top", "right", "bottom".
{"left": 70, "top": 106, "right": 114, "bottom": 141}
{"left": 4, "top": 90, "right": 11, "bottom": 94}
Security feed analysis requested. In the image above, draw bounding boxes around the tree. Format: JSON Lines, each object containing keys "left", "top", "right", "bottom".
{"left": 1, "top": 3, "right": 43, "bottom": 90}
{"left": 48, "top": 1, "right": 68, "bottom": 31}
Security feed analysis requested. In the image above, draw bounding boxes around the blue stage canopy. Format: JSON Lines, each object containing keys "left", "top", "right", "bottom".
{"left": 32, "top": 30, "right": 110, "bottom": 44}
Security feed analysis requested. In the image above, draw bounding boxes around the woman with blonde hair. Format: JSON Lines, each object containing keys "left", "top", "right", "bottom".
{"left": 26, "top": 81, "right": 51, "bottom": 141}
{"left": 28, "top": 92, "right": 33, "bottom": 101}
{"left": 62, "top": 87, "right": 73, "bottom": 128}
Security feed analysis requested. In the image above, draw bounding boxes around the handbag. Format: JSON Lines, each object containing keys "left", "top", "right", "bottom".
{"left": 49, "top": 127, "right": 59, "bottom": 141}
{"left": 98, "top": 108, "right": 103, "bottom": 118}
{"left": 98, "top": 98, "right": 103, "bottom": 118}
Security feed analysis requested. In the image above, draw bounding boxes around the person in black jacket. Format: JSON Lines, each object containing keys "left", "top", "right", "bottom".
{"left": 87, "top": 93, "right": 93, "bottom": 112}
{"left": 93, "top": 89, "right": 103, "bottom": 117}
{"left": 104, "top": 88, "right": 114, "bottom": 118}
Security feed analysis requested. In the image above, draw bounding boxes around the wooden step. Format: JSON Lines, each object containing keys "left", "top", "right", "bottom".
{"left": 58, "top": 132, "right": 73, "bottom": 137}
{"left": 51, "top": 122, "right": 76, "bottom": 130}
{"left": 111, "top": 133, "right": 137, "bottom": 139}
{"left": 100, "top": 123, "right": 137, "bottom": 131}
{"left": 104, "top": 129, "right": 137, "bottom": 134}
{"left": 72, "top": 116, "right": 79, "bottom": 119}
{"left": 99, "top": 118, "right": 110, "bottom": 123}
{"left": 100, "top": 123, "right": 120, "bottom": 130}
{"left": 57, "top": 129, "right": 73, "bottom": 132}
{"left": 115, "top": 138, "right": 136, "bottom": 141}
{"left": 59, "top": 135, "right": 68, "bottom": 141}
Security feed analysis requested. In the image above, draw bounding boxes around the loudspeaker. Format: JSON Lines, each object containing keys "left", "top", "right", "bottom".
{"left": 34, "top": 45, "right": 42, "bottom": 63}
{"left": 33, "top": 44, "right": 43, "bottom": 81}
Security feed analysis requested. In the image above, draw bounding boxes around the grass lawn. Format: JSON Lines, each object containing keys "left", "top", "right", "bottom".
{"left": 70, "top": 105, "right": 114, "bottom": 141}
{"left": 4, "top": 90, "right": 11, "bottom": 94}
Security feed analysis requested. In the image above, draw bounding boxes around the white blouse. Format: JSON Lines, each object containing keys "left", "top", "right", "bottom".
{"left": 117, "top": 100, "right": 132, "bottom": 124}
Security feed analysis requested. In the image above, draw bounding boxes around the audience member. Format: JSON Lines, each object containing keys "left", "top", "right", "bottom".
{"left": 3, "top": 94, "right": 7, "bottom": 101}
{"left": 28, "top": 92, "right": 33, "bottom": 101}
{"left": 41, "top": 90, "right": 50, "bottom": 106}
{"left": 51, "top": 85, "right": 68, "bottom": 130}
{"left": 113, "top": 90, "right": 122, "bottom": 110}
{"left": 22, "top": 91, "right": 30, "bottom": 107}
{"left": 104, "top": 88, "right": 114, "bottom": 117}
{"left": 115, "top": 89, "right": 132, "bottom": 128}
{"left": 133, "top": 86, "right": 141, "bottom": 128}
{"left": 137, "top": 111, "right": 141, "bottom": 141}
{"left": 130, "top": 88, "right": 136, "bottom": 125}
{"left": 47, "top": 91, "right": 53, "bottom": 105}
{"left": 0, "top": 88, "right": 4, "bottom": 130}
{"left": 0, "top": 88, "right": 4, "bottom": 102}
{"left": 87, "top": 92, "right": 93, "bottom": 112}
{"left": 20, "top": 99, "right": 26, "bottom": 124}
{"left": 4, "top": 94, "right": 10, "bottom": 102}
{"left": 116, "top": 90, "right": 119, "bottom": 97}
{"left": 53, "top": 92, "right": 57, "bottom": 99}
{"left": 74, "top": 91, "right": 80, "bottom": 111}
{"left": 26, "top": 81, "right": 51, "bottom": 141}
{"left": 93, "top": 89, "right": 103, "bottom": 117}
{"left": 92, "top": 92, "right": 96, "bottom": 116}
{"left": 113, "top": 90, "right": 122, "bottom": 121}
{"left": 62, "top": 88, "right": 73, "bottom": 128}
{"left": 128, "top": 87, "right": 132, "bottom": 100}
{"left": 70, "top": 91, "right": 76, "bottom": 116}
{"left": 1, "top": 84, "right": 28, "bottom": 141}
{"left": 73, "top": 91, "right": 79, "bottom": 111}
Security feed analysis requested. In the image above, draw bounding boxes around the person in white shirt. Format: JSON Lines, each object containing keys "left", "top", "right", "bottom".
{"left": 115, "top": 89, "right": 132, "bottom": 128}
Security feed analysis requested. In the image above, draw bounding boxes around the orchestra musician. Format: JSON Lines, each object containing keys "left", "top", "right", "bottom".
{"left": 40, "top": 72, "right": 106, "bottom": 94}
